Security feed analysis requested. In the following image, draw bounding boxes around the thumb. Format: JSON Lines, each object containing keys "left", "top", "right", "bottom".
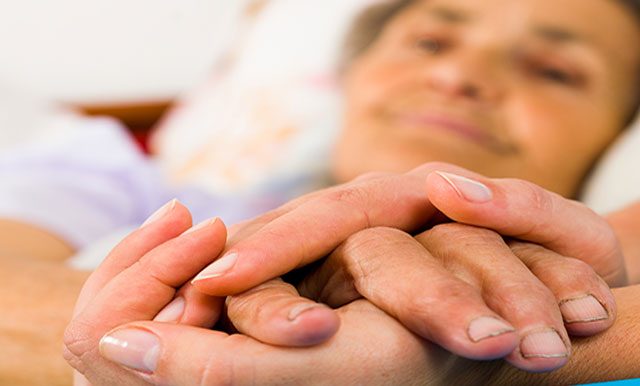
{"left": 97, "top": 299, "right": 440, "bottom": 386}
{"left": 425, "top": 170, "right": 626, "bottom": 286}
{"left": 97, "top": 321, "right": 318, "bottom": 385}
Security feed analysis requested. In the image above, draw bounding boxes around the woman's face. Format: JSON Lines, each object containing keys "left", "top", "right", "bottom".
{"left": 334, "top": 0, "right": 640, "bottom": 196}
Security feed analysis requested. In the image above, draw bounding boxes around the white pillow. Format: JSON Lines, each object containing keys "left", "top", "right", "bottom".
{"left": 151, "top": 0, "right": 373, "bottom": 201}
{"left": 580, "top": 112, "right": 640, "bottom": 214}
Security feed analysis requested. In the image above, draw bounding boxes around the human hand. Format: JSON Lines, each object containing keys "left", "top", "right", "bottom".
{"left": 190, "top": 163, "right": 626, "bottom": 299}
{"left": 58, "top": 213, "right": 640, "bottom": 385}
{"left": 64, "top": 201, "right": 340, "bottom": 385}
{"left": 292, "top": 224, "right": 616, "bottom": 372}
{"left": 64, "top": 198, "right": 618, "bottom": 384}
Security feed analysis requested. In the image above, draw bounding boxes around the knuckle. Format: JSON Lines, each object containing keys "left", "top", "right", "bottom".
{"left": 509, "top": 179, "right": 558, "bottom": 239}
{"left": 513, "top": 281, "right": 558, "bottom": 309}
{"left": 62, "top": 320, "right": 96, "bottom": 373}
{"left": 526, "top": 252, "right": 595, "bottom": 281}
{"left": 516, "top": 178, "right": 554, "bottom": 215}
{"left": 340, "top": 227, "right": 412, "bottom": 294}
{"left": 325, "top": 185, "right": 369, "bottom": 206}
{"left": 197, "top": 356, "right": 235, "bottom": 386}
{"left": 226, "top": 295, "right": 262, "bottom": 326}
{"left": 560, "top": 257, "right": 598, "bottom": 280}
{"left": 352, "top": 171, "right": 392, "bottom": 182}
{"left": 511, "top": 242, "right": 560, "bottom": 273}
{"left": 402, "top": 281, "right": 477, "bottom": 334}
{"left": 323, "top": 186, "right": 373, "bottom": 228}
{"left": 226, "top": 281, "right": 294, "bottom": 325}
{"left": 347, "top": 226, "right": 410, "bottom": 247}
{"left": 508, "top": 240, "right": 546, "bottom": 262}
{"left": 490, "top": 272, "right": 559, "bottom": 311}
{"left": 402, "top": 295, "right": 433, "bottom": 322}
{"left": 342, "top": 227, "right": 412, "bottom": 264}
{"left": 62, "top": 345, "right": 86, "bottom": 374}
{"left": 258, "top": 225, "right": 293, "bottom": 244}
{"left": 197, "top": 335, "right": 252, "bottom": 386}
{"left": 62, "top": 320, "right": 92, "bottom": 361}
{"left": 419, "top": 223, "right": 502, "bottom": 248}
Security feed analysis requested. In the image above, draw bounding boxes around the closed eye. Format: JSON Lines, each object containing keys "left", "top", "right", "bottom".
{"left": 536, "top": 66, "right": 577, "bottom": 84}
{"left": 415, "top": 37, "right": 445, "bottom": 54}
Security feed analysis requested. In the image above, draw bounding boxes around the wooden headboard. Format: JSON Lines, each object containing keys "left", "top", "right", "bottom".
{"left": 78, "top": 100, "right": 173, "bottom": 151}
{"left": 79, "top": 100, "right": 173, "bottom": 133}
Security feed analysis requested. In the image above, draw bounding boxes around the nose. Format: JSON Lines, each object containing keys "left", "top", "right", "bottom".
{"left": 425, "top": 49, "right": 504, "bottom": 104}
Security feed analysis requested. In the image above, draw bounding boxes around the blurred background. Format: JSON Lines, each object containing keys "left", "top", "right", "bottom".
{"left": 0, "top": 0, "right": 242, "bottom": 103}
{"left": 0, "top": 0, "right": 250, "bottom": 143}
{"left": 0, "top": 0, "right": 371, "bottom": 210}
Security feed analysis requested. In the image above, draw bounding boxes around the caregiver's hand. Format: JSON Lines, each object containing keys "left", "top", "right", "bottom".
{"left": 294, "top": 225, "right": 616, "bottom": 373}
{"left": 190, "top": 163, "right": 626, "bottom": 298}
{"left": 64, "top": 201, "right": 339, "bottom": 385}
{"left": 82, "top": 298, "right": 463, "bottom": 386}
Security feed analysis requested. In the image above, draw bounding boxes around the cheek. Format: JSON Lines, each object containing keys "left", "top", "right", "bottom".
{"left": 511, "top": 103, "right": 573, "bottom": 159}
{"left": 512, "top": 102, "right": 608, "bottom": 158}
{"left": 345, "top": 57, "right": 420, "bottom": 116}
{"left": 506, "top": 96, "right": 617, "bottom": 191}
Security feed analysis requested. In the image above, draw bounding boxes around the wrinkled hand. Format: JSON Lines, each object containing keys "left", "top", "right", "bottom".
{"left": 293, "top": 224, "right": 615, "bottom": 372}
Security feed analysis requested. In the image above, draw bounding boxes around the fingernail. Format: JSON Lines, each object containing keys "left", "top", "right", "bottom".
{"left": 520, "top": 329, "right": 568, "bottom": 358}
{"left": 435, "top": 172, "right": 493, "bottom": 203}
{"left": 100, "top": 328, "right": 160, "bottom": 373}
{"left": 467, "top": 316, "right": 515, "bottom": 342}
{"left": 191, "top": 252, "right": 238, "bottom": 283}
{"left": 288, "top": 303, "right": 322, "bottom": 322}
{"left": 183, "top": 217, "right": 219, "bottom": 235}
{"left": 154, "top": 297, "right": 185, "bottom": 323}
{"left": 141, "top": 199, "right": 177, "bottom": 228}
{"left": 560, "top": 295, "right": 608, "bottom": 323}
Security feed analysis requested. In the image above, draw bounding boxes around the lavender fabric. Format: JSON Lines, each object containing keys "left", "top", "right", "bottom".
{"left": 0, "top": 117, "right": 281, "bottom": 250}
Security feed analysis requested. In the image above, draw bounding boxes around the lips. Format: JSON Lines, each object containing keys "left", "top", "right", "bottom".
{"left": 393, "top": 111, "right": 516, "bottom": 154}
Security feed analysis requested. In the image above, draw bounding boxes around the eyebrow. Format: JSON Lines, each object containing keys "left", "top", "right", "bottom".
{"left": 533, "top": 26, "right": 583, "bottom": 44}
{"left": 425, "top": 6, "right": 470, "bottom": 23}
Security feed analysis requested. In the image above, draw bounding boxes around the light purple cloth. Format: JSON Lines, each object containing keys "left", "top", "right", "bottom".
{"left": 0, "top": 117, "right": 283, "bottom": 251}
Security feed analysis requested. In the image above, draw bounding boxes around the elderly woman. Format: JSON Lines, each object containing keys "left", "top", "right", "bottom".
{"left": 61, "top": 0, "right": 640, "bottom": 385}
{"left": 2, "top": 0, "right": 639, "bottom": 384}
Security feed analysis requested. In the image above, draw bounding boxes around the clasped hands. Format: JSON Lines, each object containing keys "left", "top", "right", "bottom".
{"left": 64, "top": 163, "right": 626, "bottom": 385}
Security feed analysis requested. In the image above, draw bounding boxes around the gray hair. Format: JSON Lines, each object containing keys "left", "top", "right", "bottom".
{"left": 338, "top": 0, "right": 415, "bottom": 74}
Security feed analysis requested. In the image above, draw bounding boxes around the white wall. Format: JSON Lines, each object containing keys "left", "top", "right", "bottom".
{"left": 0, "top": 1, "right": 246, "bottom": 104}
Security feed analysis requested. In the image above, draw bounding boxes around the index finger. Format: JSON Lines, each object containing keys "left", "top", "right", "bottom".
{"left": 64, "top": 216, "right": 228, "bottom": 382}
{"left": 72, "top": 199, "right": 193, "bottom": 318}
{"left": 191, "top": 165, "right": 451, "bottom": 295}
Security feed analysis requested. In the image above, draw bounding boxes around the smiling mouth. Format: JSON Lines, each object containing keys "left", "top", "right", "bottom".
{"left": 394, "top": 112, "right": 518, "bottom": 154}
